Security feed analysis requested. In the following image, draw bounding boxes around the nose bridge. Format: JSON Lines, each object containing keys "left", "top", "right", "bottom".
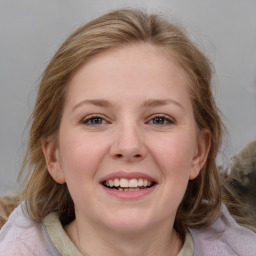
{"left": 111, "top": 119, "right": 146, "bottom": 160}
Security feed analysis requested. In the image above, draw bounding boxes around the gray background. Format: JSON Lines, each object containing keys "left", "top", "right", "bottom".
{"left": 1, "top": 0, "right": 256, "bottom": 194}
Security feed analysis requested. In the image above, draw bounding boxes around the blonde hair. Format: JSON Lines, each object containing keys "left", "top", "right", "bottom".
{"left": 1, "top": 9, "right": 252, "bottom": 235}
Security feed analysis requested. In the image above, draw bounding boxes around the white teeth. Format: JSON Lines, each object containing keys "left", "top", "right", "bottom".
{"left": 104, "top": 178, "right": 154, "bottom": 189}
{"left": 109, "top": 180, "right": 114, "bottom": 187}
{"left": 138, "top": 178, "right": 144, "bottom": 186}
{"left": 114, "top": 178, "right": 119, "bottom": 187}
{"left": 120, "top": 178, "right": 129, "bottom": 187}
{"left": 129, "top": 178, "right": 138, "bottom": 188}
{"left": 129, "top": 188, "right": 140, "bottom": 191}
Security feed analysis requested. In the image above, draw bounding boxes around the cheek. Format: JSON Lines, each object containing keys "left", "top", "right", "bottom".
{"left": 152, "top": 135, "right": 196, "bottom": 172}
{"left": 58, "top": 131, "right": 108, "bottom": 181}
{"left": 58, "top": 133, "right": 109, "bottom": 207}
{"left": 148, "top": 132, "right": 197, "bottom": 198}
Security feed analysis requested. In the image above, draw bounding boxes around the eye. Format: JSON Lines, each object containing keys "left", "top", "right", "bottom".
{"left": 148, "top": 115, "right": 175, "bottom": 126}
{"left": 82, "top": 115, "right": 108, "bottom": 126}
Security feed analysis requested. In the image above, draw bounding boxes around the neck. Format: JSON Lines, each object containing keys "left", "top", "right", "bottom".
{"left": 65, "top": 219, "right": 182, "bottom": 256}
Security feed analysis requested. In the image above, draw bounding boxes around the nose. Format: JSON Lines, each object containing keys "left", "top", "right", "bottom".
{"left": 110, "top": 124, "right": 147, "bottom": 161}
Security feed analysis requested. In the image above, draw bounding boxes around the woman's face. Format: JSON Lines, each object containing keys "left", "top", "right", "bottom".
{"left": 44, "top": 43, "right": 209, "bottom": 234}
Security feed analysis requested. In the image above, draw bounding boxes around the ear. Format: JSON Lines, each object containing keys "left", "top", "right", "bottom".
{"left": 189, "top": 129, "right": 211, "bottom": 180}
{"left": 42, "top": 137, "right": 66, "bottom": 184}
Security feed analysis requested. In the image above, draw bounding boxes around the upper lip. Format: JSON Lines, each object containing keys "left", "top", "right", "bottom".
{"left": 99, "top": 171, "right": 157, "bottom": 183}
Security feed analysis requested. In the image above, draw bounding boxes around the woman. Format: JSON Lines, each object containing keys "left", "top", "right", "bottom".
{"left": 0, "top": 8, "right": 255, "bottom": 256}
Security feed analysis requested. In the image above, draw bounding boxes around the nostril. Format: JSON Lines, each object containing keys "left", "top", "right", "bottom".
{"left": 114, "top": 153, "right": 142, "bottom": 159}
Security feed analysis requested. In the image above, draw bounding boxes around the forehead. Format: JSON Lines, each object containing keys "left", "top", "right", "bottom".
{"left": 65, "top": 43, "right": 191, "bottom": 105}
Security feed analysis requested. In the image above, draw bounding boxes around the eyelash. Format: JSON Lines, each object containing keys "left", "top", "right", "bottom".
{"left": 81, "top": 115, "right": 108, "bottom": 126}
{"left": 81, "top": 114, "right": 175, "bottom": 126}
{"left": 147, "top": 115, "right": 175, "bottom": 126}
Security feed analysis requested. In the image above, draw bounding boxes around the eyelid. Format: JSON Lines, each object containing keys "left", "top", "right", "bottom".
{"left": 81, "top": 114, "right": 110, "bottom": 125}
{"left": 146, "top": 114, "right": 176, "bottom": 125}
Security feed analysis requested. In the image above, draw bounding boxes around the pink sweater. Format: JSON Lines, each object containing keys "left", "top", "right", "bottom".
{"left": 0, "top": 203, "right": 256, "bottom": 255}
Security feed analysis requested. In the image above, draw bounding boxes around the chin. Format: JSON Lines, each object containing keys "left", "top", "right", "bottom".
{"left": 108, "top": 221, "right": 151, "bottom": 234}
{"left": 101, "top": 209, "right": 158, "bottom": 234}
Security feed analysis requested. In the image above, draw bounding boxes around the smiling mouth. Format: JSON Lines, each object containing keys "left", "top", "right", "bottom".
{"left": 102, "top": 178, "right": 156, "bottom": 191}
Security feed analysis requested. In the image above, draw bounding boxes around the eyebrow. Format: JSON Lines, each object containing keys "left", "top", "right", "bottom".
{"left": 143, "top": 99, "right": 184, "bottom": 110}
{"left": 72, "top": 99, "right": 112, "bottom": 112}
{"left": 72, "top": 98, "right": 184, "bottom": 112}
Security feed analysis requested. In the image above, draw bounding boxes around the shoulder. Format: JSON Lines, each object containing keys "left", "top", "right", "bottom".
{"left": 0, "top": 202, "right": 60, "bottom": 256}
{"left": 189, "top": 204, "right": 256, "bottom": 256}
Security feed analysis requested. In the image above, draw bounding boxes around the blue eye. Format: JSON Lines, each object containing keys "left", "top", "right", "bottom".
{"left": 82, "top": 116, "right": 107, "bottom": 125}
{"left": 149, "top": 116, "right": 174, "bottom": 125}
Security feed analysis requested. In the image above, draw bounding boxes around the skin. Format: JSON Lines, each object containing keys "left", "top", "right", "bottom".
{"left": 43, "top": 43, "right": 210, "bottom": 256}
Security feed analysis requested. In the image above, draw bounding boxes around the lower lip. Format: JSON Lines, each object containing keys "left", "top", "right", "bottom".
{"left": 100, "top": 184, "right": 156, "bottom": 200}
